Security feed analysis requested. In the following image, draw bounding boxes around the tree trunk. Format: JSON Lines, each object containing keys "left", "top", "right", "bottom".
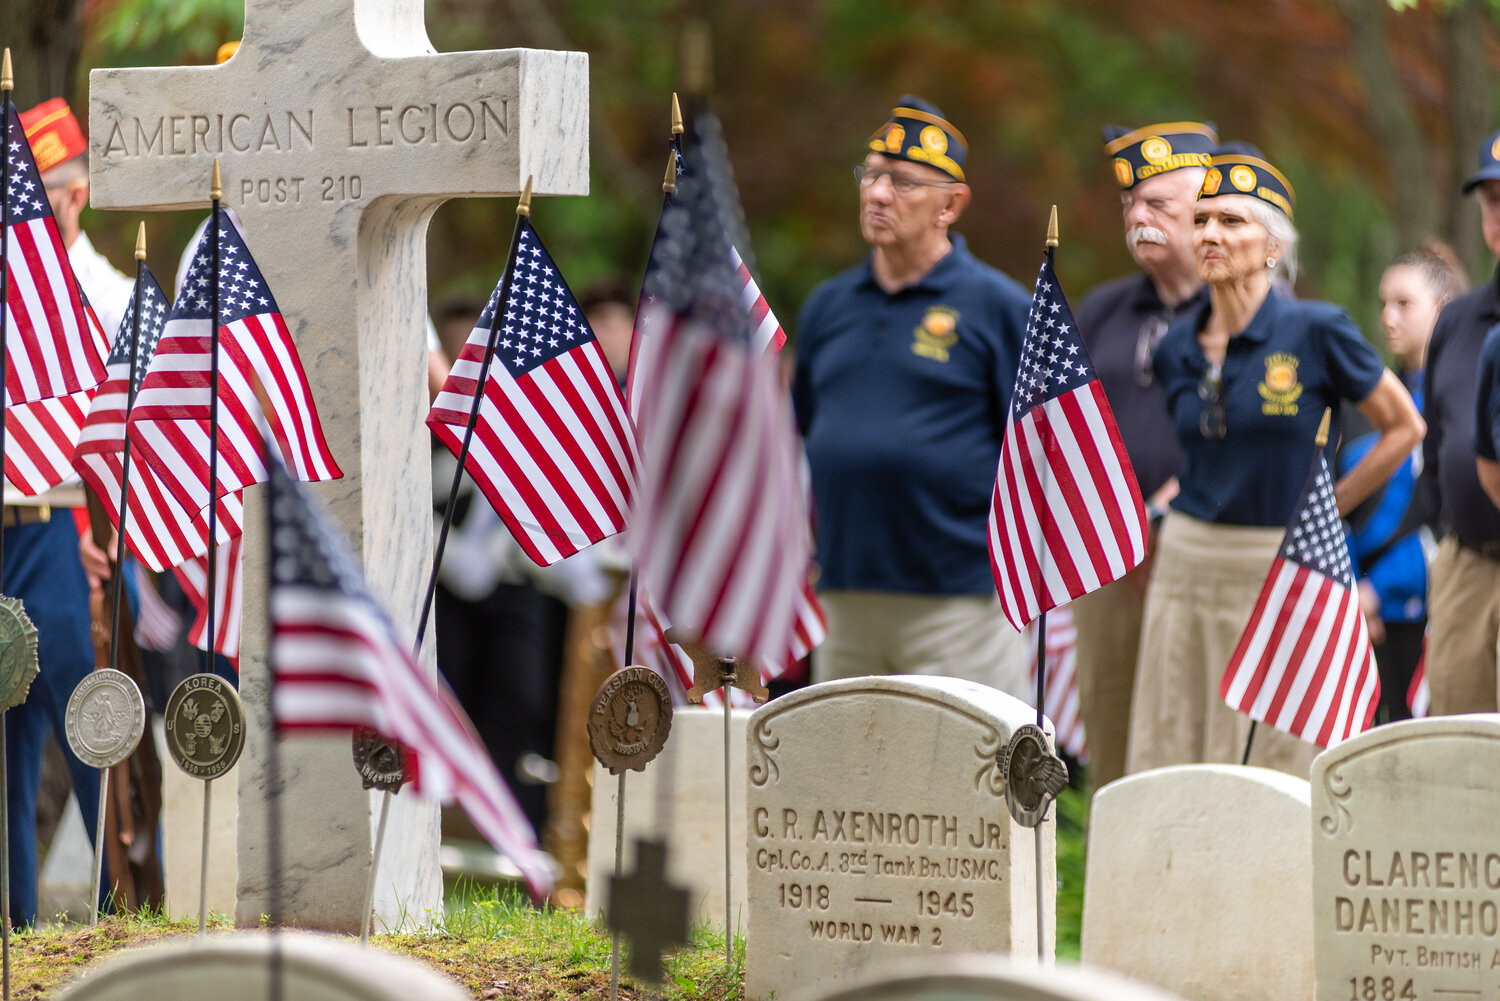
{"left": 1445, "top": 0, "right": 1493, "bottom": 281}
{"left": 0, "top": 0, "right": 86, "bottom": 109}
{"left": 1339, "top": 0, "right": 1438, "bottom": 253}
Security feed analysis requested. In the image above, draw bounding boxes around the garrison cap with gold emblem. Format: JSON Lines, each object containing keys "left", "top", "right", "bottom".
{"left": 18, "top": 98, "right": 87, "bottom": 175}
{"left": 1198, "top": 141, "right": 1296, "bottom": 221}
{"left": 1461, "top": 128, "right": 1500, "bottom": 194}
{"left": 1102, "top": 121, "right": 1218, "bottom": 189}
{"left": 867, "top": 95, "right": 967, "bottom": 182}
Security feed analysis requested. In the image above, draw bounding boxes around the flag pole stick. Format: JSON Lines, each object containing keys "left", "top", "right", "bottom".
{"left": 607, "top": 572, "right": 639, "bottom": 1001}
{"left": 108, "top": 224, "right": 148, "bottom": 676}
{"left": 1032, "top": 205, "right": 1062, "bottom": 963}
{"left": 197, "top": 778, "right": 212, "bottom": 936}
{"left": 413, "top": 177, "right": 532, "bottom": 656}
{"left": 722, "top": 681, "right": 733, "bottom": 967}
{"left": 1, "top": 54, "right": 17, "bottom": 1000}
{"left": 205, "top": 161, "right": 222, "bottom": 670}
{"left": 249, "top": 378, "right": 285, "bottom": 1001}
{"left": 1239, "top": 721, "right": 1257, "bottom": 766}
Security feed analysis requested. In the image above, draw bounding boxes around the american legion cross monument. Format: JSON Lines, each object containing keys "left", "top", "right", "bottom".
{"left": 88, "top": 0, "right": 588, "bottom": 931}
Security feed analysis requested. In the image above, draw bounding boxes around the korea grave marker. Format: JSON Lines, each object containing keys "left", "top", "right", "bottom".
{"left": 1312, "top": 715, "right": 1500, "bottom": 1001}
{"left": 744, "top": 676, "right": 1053, "bottom": 1001}
{"left": 88, "top": 0, "right": 587, "bottom": 931}
{"left": 1082, "top": 764, "right": 1314, "bottom": 1001}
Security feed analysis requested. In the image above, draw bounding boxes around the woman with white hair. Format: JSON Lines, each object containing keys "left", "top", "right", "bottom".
{"left": 1125, "top": 144, "right": 1425, "bottom": 777}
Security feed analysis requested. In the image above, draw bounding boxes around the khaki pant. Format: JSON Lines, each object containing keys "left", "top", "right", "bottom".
{"left": 1070, "top": 576, "right": 1145, "bottom": 795}
{"left": 1127, "top": 513, "right": 1316, "bottom": 779}
{"left": 1425, "top": 536, "right": 1500, "bottom": 714}
{"left": 814, "top": 590, "right": 1030, "bottom": 701}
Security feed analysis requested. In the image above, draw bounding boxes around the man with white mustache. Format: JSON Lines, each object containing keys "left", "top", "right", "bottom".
{"left": 1070, "top": 121, "right": 1218, "bottom": 797}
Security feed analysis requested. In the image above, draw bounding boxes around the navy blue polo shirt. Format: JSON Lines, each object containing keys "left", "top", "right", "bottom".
{"left": 1429, "top": 267, "right": 1500, "bottom": 543}
{"left": 1475, "top": 323, "right": 1500, "bottom": 462}
{"left": 1154, "top": 293, "right": 1384, "bottom": 527}
{"left": 793, "top": 235, "right": 1029, "bottom": 595}
{"left": 1075, "top": 272, "right": 1204, "bottom": 497}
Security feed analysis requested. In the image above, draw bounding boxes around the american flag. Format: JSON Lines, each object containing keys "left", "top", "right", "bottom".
{"left": 126, "top": 213, "right": 341, "bottom": 526}
{"left": 625, "top": 135, "right": 825, "bottom": 675}
{"left": 2, "top": 103, "right": 108, "bottom": 408}
{"left": 1220, "top": 443, "right": 1380, "bottom": 747}
{"left": 71, "top": 265, "right": 243, "bottom": 571}
{"left": 629, "top": 114, "right": 809, "bottom": 667}
{"left": 266, "top": 454, "right": 552, "bottom": 898}
{"left": 426, "top": 218, "right": 636, "bottom": 567}
{"left": 988, "top": 252, "right": 1147, "bottom": 630}
{"left": 174, "top": 534, "right": 242, "bottom": 663}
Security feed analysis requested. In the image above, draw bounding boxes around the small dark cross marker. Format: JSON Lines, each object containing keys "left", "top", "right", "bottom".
{"left": 608, "top": 838, "right": 691, "bottom": 982}
{"left": 666, "top": 628, "right": 769, "bottom": 704}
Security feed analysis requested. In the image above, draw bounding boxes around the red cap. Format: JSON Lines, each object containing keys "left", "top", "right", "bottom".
{"left": 19, "top": 98, "right": 87, "bottom": 175}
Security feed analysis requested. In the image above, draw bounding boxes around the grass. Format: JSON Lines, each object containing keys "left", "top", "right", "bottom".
{"left": 18, "top": 784, "right": 1090, "bottom": 999}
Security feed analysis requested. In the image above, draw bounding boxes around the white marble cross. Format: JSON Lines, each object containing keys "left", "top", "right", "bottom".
{"left": 88, "top": 0, "right": 587, "bottom": 932}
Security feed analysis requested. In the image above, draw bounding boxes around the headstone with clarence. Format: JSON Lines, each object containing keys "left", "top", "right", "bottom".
{"left": 1311, "top": 715, "right": 1500, "bottom": 1001}
{"left": 744, "top": 676, "right": 1054, "bottom": 1001}
{"left": 87, "top": 0, "right": 588, "bottom": 931}
{"left": 1081, "top": 764, "right": 1314, "bottom": 1001}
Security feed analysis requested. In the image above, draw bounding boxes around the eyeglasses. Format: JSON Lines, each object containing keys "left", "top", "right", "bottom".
{"left": 1198, "top": 362, "right": 1226, "bottom": 439}
{"left": 853, "top": 164, "right": 955, "bottom": 195}
{"left": 1135, "top": 315, "right": 1169, "bottom": 388}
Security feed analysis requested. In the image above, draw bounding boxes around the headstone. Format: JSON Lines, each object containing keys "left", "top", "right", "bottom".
{"left": 790, "top": 954, "right": 1187, "bottom": 1001}
{"left": 1311, "top": 715, "right": 1500, "bottom": 1001}
{"left": 53, "top": 930, "right": 468, "bottom": 1000}
{"left": 88, "top": 2, "right": 588, "bottom": 932}
{"left": 744, "top": 677, "right": 1054, "bottom": 1001}
{"left": 1081, "top": 764, "right": 1314, "bottom": 1001}
{"left": 585, "top": 706, "right": 749, "bottom": 927}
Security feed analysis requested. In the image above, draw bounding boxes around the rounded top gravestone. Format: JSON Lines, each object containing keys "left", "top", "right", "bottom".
{"left": 790, "top": 954, "right": 1189, "bottom": 1001}
{"left": 53, "top": 930, "right": 469, "bottom": 1000}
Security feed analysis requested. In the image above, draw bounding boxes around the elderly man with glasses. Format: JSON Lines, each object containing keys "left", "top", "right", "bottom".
{"left": 1069, "top": 121, "right": 1216, "bottom": 795}
{"left": 791, "top": 96, "right": 1031, "bottom": 696}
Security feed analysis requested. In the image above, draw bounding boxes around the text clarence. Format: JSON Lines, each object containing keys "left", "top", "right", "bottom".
{"left": 99, "top": 101, "right": 507, "bottom": 158}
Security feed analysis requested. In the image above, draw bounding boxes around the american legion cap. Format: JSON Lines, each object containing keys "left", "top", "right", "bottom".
{"left": 18, "top": 98, "right": 87, "bottom": 175}
{"left": 1461, "top": 128, "right": 1500, "bottom": 195}
{"left": 1198, "top": 141, "right": 1296, "bottom": 221}
{"left": 1102, "top": 121, "right": 1218, "bottom": 189}
{"left": 867, "top": 95, "right": 967, "bottom": 182}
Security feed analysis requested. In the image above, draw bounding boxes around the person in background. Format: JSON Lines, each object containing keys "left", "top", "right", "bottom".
{"left": 1127, "top": 144, "right": 1424, "bottom": 778}
{"left": 793, "top": 96, "right": 1030, "bottom": 697}
{"left": 1072, "top": 120, "right": 1216, "bottom": 794}
{"left": 1340, "top": 245, "right": 1466, "bottom": 721}
{"left": 1423, "top": 130, "right": 1500, "bottom": 715}
{"left": 11, "top": 98, "right": 136, "bottom": 926}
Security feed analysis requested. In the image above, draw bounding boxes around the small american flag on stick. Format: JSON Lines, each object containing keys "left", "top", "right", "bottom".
{"left": 2, "top": 101, "right": 108, "bottom": 408}
{"left": 988, "top": 248, "right": 1147, "bottom": 630}
{"left": 426, "top": 216, "right": 636, "bottom": 567}
{"left": 629, "top": 113, "right": 809, "bottom": 666}
{"left": 266, "top": 452, "right": 552, "bottom": 898}
{"left": 126, "top": 214, "right": 340, "bottom": 526}
{"left": 1220, "top": 410, "right": 1380, "bottom": 747}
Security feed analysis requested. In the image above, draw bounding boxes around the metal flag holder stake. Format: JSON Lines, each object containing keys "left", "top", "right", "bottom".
{"left": 668, "top": 628, "right": 768, "bottom": 970}
{"left": 348, "top": 176, "right": 536, "bottom": 949}
{"left": 203, "top": 160, "right": 224, "bottom": 674}
{"left": 162, "top": 672, "right": 245, "bottom": 936}
{"left": 994, "top": 206, "right": 1075, "bottom": 963}
{"left": 63, "top": 669, "right": 145, "bottom": 925}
